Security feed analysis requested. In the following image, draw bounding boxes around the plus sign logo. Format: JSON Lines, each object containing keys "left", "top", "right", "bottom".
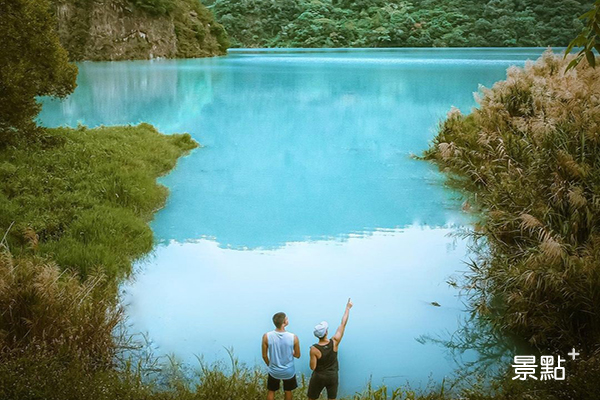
{"left": 568, "top": 348, "right": 580, "bottom": 360}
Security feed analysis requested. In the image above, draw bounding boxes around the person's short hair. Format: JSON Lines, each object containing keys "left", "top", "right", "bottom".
{"left": 272, "top": 312, "right": 286, "bottom": 328}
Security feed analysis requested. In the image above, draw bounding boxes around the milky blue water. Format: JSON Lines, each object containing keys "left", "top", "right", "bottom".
{"left": 40, "top": 48, "right": 549, "bottom": 395}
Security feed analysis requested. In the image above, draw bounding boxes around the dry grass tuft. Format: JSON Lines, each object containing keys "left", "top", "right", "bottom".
{"left": 425, "top": 50, "right": 600, "bottom": 350}
{"left": 0, "top": 250, "right": 120, "bottom": 368}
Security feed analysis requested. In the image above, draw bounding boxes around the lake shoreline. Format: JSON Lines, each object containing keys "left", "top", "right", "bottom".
{"left": 4, "top": 48, "right": 596, "bottom": 399}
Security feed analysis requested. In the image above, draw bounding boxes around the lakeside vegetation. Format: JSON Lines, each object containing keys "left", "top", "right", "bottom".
{"left": 0, "top": 125, "right": 197, "bottom": 279}
{"left": 425, "top": 51, "right": 600, "bottom": 398}
{"left": 203, "top": 0, "right": 592, "bottom": 48}
{"left": 4, "top": 0, "right": 600, "bottom": 399}
{"left": 426, "top": 50, "right": 600, "bottom": 351}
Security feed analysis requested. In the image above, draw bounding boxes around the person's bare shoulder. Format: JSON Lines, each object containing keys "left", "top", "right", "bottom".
{"left": 332, "top": 337, "right": 340, "bottom": 350}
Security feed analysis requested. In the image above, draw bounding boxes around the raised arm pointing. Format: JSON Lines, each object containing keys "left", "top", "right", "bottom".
{"left": 332, "top": 298, "right": 353, "bottom": 345}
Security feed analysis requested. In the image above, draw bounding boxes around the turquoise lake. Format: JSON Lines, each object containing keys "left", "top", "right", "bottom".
{"left": 40, "top": 48, "right": 549, "bottom": 394}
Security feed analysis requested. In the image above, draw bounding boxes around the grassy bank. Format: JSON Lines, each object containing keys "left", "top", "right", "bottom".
{"left": 0, "top": 124, "right": 197, "bottom": 279}
{"left": 424, "top": 51, "right": 600, "bottom": 398}
{"left": 0, "top": 123, "right": 196, "bottom": 399}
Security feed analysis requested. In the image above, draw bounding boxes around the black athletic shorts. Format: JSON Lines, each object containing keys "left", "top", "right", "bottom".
{"left": 267, "top": 374, "right": 298, "bottom": 392}
{"left": 307, "top": 372, "right": 339, "bottom": 399}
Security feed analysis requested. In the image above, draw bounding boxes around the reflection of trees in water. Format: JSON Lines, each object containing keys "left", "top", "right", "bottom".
{"left": 147, "top": 57, "right": 493, "bottom": 247}
{"left": 39, "top": 61, "right": 216, "bottom": 131}
{"left": 417, "top": 314, "right": 521, "bottom": 390}
{"left": 416, "top": 229, "right": 536, "bottom": 391}
{"left": 39, "top": 53, "right": 544, "bottom": 249}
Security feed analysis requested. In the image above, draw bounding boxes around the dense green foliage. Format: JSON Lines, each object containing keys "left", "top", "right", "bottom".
{"left": 128, "top": 0, "right": 230, "bottom": 53}
{"left": 426, "top": 51, "right": 600, "bottom": 351}
{"left": 0, "top": 0, "right": 77, "bottom": 141}
{"left": 172, "top": 0, "right": 230, "bottom": 58}
{"left": 205, "top": 0, "right": 592, "bottom": 48}
{"left": 0, "top": 125, "right": 196, "bottom": 279}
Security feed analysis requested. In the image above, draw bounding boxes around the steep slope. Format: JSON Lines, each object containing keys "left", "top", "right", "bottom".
{"left": 52, "top": 0, "right": 228, "bottom": 61}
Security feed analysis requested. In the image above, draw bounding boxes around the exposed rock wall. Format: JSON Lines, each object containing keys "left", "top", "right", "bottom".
{"left": 53, "top": 0, "right": 228, "bottom": 61}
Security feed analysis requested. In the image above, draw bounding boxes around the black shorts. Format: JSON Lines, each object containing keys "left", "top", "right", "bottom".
{"left": 307, "top": 372, "right": 338, "bottom": 399}
{"left": 267, "top": 374, "right": 298, "bottom": 392}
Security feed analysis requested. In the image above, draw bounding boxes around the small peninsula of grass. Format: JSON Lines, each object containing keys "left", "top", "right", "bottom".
{"left": 0, "top": 124, "right": 197, "bottom": 279}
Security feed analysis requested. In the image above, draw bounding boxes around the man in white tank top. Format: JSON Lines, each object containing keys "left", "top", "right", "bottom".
{"left": 262, "top": 312, "right": 301, "bottom": 400}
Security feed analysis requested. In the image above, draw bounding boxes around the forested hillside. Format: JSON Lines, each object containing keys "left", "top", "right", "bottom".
{"left": 52, "top": 0, "right": 229, "bottom": 61}
{"left": 203, "top": 0, "right": 591, "bottom": 48}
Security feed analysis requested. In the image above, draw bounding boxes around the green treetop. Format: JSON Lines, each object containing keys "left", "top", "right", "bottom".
{"left": 0, "top": 0, "right": 78, "bottom": 142}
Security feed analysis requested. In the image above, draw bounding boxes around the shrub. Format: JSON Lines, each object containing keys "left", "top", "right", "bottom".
{"left": 0, "top": 251, "right": 119, "bottom": 369}
{"left": 425, "top": 51, "right": 600, "bottom": 351}
{"left": 0, "top": 0, "right": 77, "bottom": 142}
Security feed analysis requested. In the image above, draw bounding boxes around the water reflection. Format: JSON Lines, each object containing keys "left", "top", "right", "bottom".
{"left": 39, "top": 48, "right": 550, "bottom": 394}
{"left": 122, "top": 226, "right": 469, "bottom": 394}
{"left": 39, "top": 49, "right": 548, "bottom": 249}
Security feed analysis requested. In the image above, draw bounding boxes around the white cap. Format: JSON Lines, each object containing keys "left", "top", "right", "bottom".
{"left": 313, "top": 321, "right": 328, "bottom": 338}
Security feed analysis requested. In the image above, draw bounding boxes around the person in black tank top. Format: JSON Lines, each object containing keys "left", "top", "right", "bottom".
{"left": 307, "top": 299, "right": 353, "bottom": 400}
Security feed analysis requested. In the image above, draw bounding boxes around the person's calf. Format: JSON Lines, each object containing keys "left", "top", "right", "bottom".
{"left": 284, "top": 390, "right": 293, "bottom": 400}
{"left": 266, "top": 390, "right": 275, "bottom": 400}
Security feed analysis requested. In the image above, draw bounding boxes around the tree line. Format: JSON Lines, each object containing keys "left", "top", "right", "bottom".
{"left": 204, "top": 0, "right": 592, "bottom": 48}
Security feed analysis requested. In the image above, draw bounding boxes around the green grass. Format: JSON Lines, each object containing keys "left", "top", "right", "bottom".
{"left": 0, "top": 124, "right": 197, "bottom": 279}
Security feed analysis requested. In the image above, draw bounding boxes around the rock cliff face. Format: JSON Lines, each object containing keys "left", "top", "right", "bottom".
{"left": 53, "top": 0, "right": 228, "bottom": 61}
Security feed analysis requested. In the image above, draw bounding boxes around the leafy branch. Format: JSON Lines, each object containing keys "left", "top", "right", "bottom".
{"left": 565, "top": 0, "right": 600, "bottom": 70}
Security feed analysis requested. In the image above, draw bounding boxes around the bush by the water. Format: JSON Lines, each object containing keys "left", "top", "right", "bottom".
{"left": 0, "top": 250, "right": 119, "bottom": 371}
{"left": 426, "top": 51, "right": 600, "bottom": 352}
{"left": 0, "top": 0, "right": 77, "bottom": 140}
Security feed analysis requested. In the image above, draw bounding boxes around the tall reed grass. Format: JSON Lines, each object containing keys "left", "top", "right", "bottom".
{"left": 425, "top": 50, "right": 600, "bottom": 352}
{"left": 0, "top": 251, "right": 118, "bottom": 365}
